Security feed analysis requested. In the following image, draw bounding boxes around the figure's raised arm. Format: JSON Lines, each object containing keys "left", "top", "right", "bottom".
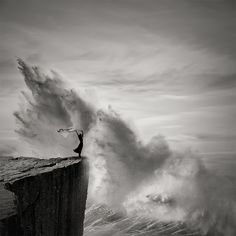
{"left": 73, "top": 130, "right": 78, "bottom": 138}
{"left": 75, "top": 130, "right": 83, "bottom": 138}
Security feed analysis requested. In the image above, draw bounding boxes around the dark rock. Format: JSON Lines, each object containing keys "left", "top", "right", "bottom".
{"left": 0, "top": 156, "right": 89, "bottom": 236}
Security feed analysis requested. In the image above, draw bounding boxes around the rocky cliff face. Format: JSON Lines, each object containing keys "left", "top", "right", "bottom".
{"left": 0, "top": 156, "right": 89, "bottom": 236}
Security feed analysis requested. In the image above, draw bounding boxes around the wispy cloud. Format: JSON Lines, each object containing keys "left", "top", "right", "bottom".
{"left": 207, "top": 73, "right": 236, "bottom": 90}
{"left": 187, "top": 133, "right": 236, "bottom": 142}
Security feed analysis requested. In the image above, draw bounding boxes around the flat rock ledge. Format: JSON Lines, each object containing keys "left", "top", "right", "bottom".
{"left": 0, "top": 156, "right": 89, "bottom": 236}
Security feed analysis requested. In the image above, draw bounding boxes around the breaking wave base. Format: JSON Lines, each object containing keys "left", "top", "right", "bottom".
{"left": 12, "top": 60, "right": 236, "bottom": 236}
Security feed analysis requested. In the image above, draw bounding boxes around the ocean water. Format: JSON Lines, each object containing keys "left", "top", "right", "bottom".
{"left": 84, "top": 204, "right": 202, "bottom": 236}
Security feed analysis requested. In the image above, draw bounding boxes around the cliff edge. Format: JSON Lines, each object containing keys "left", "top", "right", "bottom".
{"left": 0, "top": 156, "right": 89, "bottom": 236}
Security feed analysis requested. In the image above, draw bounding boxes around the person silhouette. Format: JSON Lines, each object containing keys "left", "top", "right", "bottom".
{"left": 57, "top": 128, "right": 84, "bottom": 157}
{"left": 73, "top": 130, "right": 83, "bottom": 157}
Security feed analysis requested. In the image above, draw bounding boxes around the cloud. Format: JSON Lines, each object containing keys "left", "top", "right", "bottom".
{"left": 193, "top": 133, "right": 236, "bottom": 142}
{"left": 0, "top": 0, "right": 235, "bottom": 157}
{"left": 207, "top": 73, "right": 236, "bottom": 90}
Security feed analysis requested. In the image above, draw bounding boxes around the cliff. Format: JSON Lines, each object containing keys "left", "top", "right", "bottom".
{"left": 0, "top": 156, "right": 89, "bottom": 236}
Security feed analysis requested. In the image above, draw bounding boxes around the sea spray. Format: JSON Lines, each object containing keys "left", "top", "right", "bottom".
{"left": 14, "top": 59, "right": 96, "bottom": 157}
{"left": 124, "top": 152, "right": 236, "bottom": 235}
{"left": 14, "top": 60, "right": 236, "bottom": 235}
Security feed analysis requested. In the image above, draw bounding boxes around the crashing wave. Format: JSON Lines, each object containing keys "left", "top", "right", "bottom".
{"left": 14, "top": 60, "right": 236, "bottom": 235}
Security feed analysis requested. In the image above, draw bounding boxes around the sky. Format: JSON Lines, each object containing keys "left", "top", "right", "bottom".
{"left": 0, "top": 0, "right": 235, "bottom": 156}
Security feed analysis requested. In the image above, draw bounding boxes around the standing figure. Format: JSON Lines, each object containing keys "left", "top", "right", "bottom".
{"left": 57, "top": 128, "right": 84, "bottom": 157}
{"left": 73, "top": 130, "right": 84, "bottom": 157}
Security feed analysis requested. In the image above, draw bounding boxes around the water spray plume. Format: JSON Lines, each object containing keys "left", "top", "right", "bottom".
{"left": 14, "top": 60, "right": 236, "bottom": 235}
